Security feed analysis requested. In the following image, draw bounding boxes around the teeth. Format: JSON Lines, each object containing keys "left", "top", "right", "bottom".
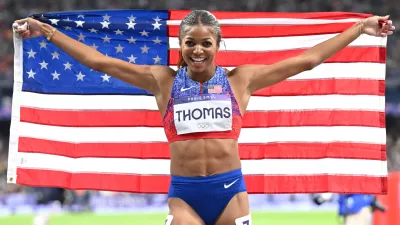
{"left": 191, "top": 57, "right": 206, "bottom": 62}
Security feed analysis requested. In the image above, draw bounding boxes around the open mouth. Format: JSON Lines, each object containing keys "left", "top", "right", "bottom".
{"left": 190, "top": 57, "right": 207, "bottom": 64}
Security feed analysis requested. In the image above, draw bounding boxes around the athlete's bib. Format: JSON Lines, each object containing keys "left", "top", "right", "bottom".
{"left": 173, "top": 94, "right": 233, "bottom": 135}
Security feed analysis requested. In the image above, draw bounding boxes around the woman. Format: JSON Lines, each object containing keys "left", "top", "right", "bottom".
{"left": 14, "top": 10, "right": 394, "bottom": 225}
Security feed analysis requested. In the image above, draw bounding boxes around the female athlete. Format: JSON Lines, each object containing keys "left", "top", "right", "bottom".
{"left": 14, "top": 10, "right": 395, "bottom": 225}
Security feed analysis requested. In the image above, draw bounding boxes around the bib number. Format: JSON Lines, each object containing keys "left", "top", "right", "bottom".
{"left": 173, "top": 94, "right": 232, "bottom": 135}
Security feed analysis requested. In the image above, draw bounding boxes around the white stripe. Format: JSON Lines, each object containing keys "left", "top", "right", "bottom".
{"left": 170, "top": 63, "right": 386, "bottom": 80}
{"left": 166, "top": 18, "right": 361, "bottom": 26}
{"left": 248, "top": 95, "right": 385, "bottom": 111}
{"left": 17, "top": 152, "right": 387, "bottom": 176}
{"left": 7, "top": 32, "right": 23, "bottom": 184}
{"left": 20, "top": 92, "right": 384, "bottom": 112}
{"left": 18, "top": 122, "right": 386, "bottom": 144}
{"left": 168, "top": 34, "right": 386, "bottom": 51}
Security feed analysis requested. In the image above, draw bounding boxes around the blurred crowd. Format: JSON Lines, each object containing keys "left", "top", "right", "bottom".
{"left": 0, "top": 0, "right": 399, "bottom": 213}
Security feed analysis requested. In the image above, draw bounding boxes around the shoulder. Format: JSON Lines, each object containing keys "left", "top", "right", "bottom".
{"left": 225, "top": 65, "right": 261, "bottom": 77}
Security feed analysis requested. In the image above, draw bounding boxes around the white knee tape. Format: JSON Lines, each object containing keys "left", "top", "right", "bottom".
{"left": 165, "top": 215, "right": 173, "bottom": 225}
{"left": 235, "top": 214, "right": 252, "bottom": 225}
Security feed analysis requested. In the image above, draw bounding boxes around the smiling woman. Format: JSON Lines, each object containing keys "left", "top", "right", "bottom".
{"left": 177, "top": 10, "right": 221, "bottom": 81}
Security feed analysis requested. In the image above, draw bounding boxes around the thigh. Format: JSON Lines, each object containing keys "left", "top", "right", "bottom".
{"left": 343, "top": 207, "right": 373, "bottom": 225}
{"left": 167, "top": 197, "right": 206, "bottom": 225}
{"left": 215, "top": 192, "right": 251, "bottom": 225}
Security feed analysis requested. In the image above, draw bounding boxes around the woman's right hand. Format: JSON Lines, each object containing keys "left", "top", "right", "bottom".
{"left": 13, "top": 18, "right": 44, "bottom": 39}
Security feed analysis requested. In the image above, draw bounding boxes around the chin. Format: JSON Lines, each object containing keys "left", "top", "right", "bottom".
{"left": 188, "top": 61, "right": 211, "bottom": 72}
{"left": 188, "top": 65, "right": 206, "bottom": 73}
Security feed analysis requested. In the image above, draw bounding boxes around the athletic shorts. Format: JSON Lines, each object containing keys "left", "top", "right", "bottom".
{"left": 168, "top": 168, "right": 247, "bottom": 225}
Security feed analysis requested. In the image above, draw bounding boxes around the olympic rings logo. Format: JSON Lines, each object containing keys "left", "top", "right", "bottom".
{"left": 197, "top": 123, "right": 209, "bottom": 129}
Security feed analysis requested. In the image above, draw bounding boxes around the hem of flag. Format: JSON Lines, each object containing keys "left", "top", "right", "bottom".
{"left": 7, "top": 31, "right": 24, "bottom": 184}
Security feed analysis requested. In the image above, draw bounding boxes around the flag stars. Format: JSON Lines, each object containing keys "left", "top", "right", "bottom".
{"left": 153, "top": 37, "right": 162, "bottom": 44}
{"left": 51, "top": 51, "right": 60, "bottom": 59}
{"left": 75, "top": 20, "right": 85, "bottom": 27}
{"left": 140, "top": 30, "right": 149, "bottom": 37}
{"left": 89, "top": 28, "right": 98, "bottom": 33}
{"left": 101, "top": 74, "right": 111, "bottom": 82}
{"left": 126, "top": 20, "right": 136, "bottom": 29}
{"left": 114, "top": 29, "right": 124, "bottom": 35}
{"left": 63, "top": 62, "right": 72, "bottom": 70}
{"left": 102, "top": 13, "right": 111, "bottom": 21}
{"left": 153, "top": 55, "right": 162, "bottom": 64}
{"left": 76, "top": 72, "right": 85, "bottom": 81}
{"left": 51, "top": 71, "right": 60, "bottom": 80}
{"left": 140, "top": 45, "right": 150, "bottom": 54}
{"left": 90, "top": 43, "right": 99, "bottom": 50}
{"left": 115, "top": 44, "right": 124, "bottom": 53}
{"left": 27, "top": 49, "right": 37, "bottom": 58}
{"left": 127, "top": 37, "right": 136, "bottom": 44}
{"left": 49, "top": 19, "right": 59, "bottom": 25}
{"left": 39, "top": 60, "right": 48, "bottom": 69}
{"left": 102, "top": 35, "right": 111, "bottom": 43}
{"left": 64, "top": 26, "right": 72, "bottom": 31}
{"left": 127, "top": 55, "right": 137, "bottom": 63}
{"left": 152, "top": 21, "right": 162, "bottom": 30}
{"left": 100, "top": 20, "right": 111, "bottom": 29}
{"left": 77, "top": 33, "right": 86, "bottom": 41}
{"left": 39, "top": 40, "right": 48, "bottom": 49}
{"left": 77, "top": 14, "right": 85, "bottom": 19}
{"left": 153, "top": 16, "right": 162, "bottom": 22}
{"left": 27, "top": 69, "right": 36, "bottom": 78}
{"left": 127, "top": 15, "right": 136, "bottom": 21}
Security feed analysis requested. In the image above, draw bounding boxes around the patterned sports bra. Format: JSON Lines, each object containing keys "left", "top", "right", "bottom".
{"left": 162, "top": 66, "right": 242, "bottom": 143}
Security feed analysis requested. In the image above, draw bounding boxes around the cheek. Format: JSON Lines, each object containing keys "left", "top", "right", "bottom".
{"left": 206, "top": 49, "right": 218, "bottom": 59}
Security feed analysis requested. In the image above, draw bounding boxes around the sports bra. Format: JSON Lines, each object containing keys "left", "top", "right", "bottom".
{"left": 162, "top": 66, "right": 242, "bottom": 143}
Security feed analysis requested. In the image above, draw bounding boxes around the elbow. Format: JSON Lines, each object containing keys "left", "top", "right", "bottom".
{"left": 301, "top": 55, "right": 322, "bottom": 71}
{"left": 86, "top": 55, "right": 107, "bottom": 72}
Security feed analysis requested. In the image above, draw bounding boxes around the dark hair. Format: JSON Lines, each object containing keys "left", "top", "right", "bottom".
{"left": 178, "top": 10, "right": 222, "bottom": 68}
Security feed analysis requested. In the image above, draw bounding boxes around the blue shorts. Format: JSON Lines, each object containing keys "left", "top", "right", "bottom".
{"left": 168, "top": 168, "right": 247, "bottom": 225}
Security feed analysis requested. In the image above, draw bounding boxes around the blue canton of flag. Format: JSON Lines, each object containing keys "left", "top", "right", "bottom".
{"left": 22, "top": 10, "right": 169, "bottom": 95}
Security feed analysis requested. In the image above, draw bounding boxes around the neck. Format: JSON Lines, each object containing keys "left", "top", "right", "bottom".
{"left": 187, "top": 64, "right": 217, "bottom": 83}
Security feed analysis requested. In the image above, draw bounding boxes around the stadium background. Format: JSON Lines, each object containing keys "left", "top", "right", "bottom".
{"left": 0, "top": 0, "right": 399, "bottom": 224}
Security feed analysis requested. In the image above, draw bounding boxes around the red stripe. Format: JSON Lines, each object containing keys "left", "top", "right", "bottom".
{"left": 21, "top": 107, "right": 384, "bottom": 128}
{"left": 169, "top": 47, "right": 386, "bottom": 66}
{"left": 169, "top": 10, "right": 372, "bottom": 20}
{"left": 168, "top": 23, "right": 356, "bottom": 38}
{"left": 18, "top": 137, "right": 386, "bottom": 160}
{"left": 16, "top": 168, "right": 387, "bottom": 194}
{"left": 253, "top": 79, "right": 385, "bottom": 96}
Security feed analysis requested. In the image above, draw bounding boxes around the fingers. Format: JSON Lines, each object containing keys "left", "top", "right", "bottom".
{"left": 20, "top": 30, "right": 31, "bottom": 39}
{"left": 15, "top": 18, "right": 29, "bottom": 25}
{"left": 378, "top": 15, "right": 390, "bottom": 21}
{"left": 380, "top": 18, "right": 395, "bottom": 36}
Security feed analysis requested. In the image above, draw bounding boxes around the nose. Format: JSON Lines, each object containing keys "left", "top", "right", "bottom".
{"left": 193, "top": 45, "right": 203, "bottom": 55}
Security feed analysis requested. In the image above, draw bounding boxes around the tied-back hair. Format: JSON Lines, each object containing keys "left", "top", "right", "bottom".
{"left": 177, "top": 10, "right": 222, "bottom": 69}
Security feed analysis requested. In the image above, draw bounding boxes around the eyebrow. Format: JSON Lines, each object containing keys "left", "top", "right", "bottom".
{"left": 186, "top": 37, "right": 212, "bottom": 41}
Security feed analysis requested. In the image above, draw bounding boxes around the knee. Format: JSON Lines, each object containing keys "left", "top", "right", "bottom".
{"left": 235, "top": 214, "right": 252, "bottom": 225}
{"left": 165, "top": 214, "right": 204, "bottom": 225}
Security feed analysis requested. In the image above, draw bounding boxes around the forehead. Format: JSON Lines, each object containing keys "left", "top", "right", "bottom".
{"left": 182, "top": 25, "right": 216, "bottom": 40}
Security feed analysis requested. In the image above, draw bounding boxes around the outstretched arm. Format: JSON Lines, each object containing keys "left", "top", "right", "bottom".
{"left": 240, "top": 15, "right": 395, "bottom": 95}
{"left": 13, "top": 18, "right": 173, "bottom": 95}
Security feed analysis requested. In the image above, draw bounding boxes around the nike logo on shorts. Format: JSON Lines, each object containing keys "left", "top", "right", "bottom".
{"left": 224, "top": 178, "right": 239, "bottom": 189}
{"left": 180, "top": 86, "right": 195, "bottom": 92}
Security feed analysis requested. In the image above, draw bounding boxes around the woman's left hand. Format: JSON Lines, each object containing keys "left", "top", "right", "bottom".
{"left": 362, "top": 15, "right": 395, "bottom": 37}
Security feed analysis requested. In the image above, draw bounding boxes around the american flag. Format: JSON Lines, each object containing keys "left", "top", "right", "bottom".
{"left": 8, "top": 10, "right": 388, "bottom": 194}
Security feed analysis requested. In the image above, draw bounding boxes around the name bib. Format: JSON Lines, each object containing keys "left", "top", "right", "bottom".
{"left": 173, "top": 94, "right": 233, "bottom": 135}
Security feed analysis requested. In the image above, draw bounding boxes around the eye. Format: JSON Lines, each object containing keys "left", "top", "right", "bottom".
{"left": 203, "top": 41, "right": 212, "bottom": 47}
{"left": 185, "top": 41, "right": 194, "bottom": 47}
